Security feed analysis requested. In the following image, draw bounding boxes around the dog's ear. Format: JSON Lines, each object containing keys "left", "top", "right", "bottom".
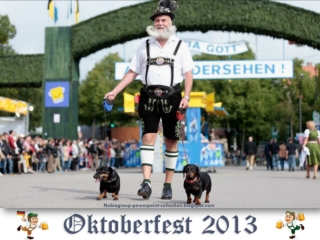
{"left": 196, "top": 165, "right": 200, "bottom": 175}
{"left": 109, "top": 167, "right": 116, "bottom": 178}
{"left": 182, "top": 165, "right": 187, "bottom": 178}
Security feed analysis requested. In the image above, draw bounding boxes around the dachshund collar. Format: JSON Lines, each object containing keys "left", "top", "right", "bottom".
{"left": 185, "top": 177, "right": 198, "bottom": 184}
{"left": 103, "top": 177, "right": 116, "bottom": 183}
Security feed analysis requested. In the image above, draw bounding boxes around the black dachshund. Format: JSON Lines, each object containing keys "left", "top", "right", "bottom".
{"left": 183, "top": 164, "right": 212, "bottom": 205}
{"left": 93, "top": 166, "right": 120, "bottom": 200}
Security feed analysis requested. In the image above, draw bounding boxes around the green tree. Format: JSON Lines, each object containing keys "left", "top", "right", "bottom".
{"left": 192, "top": 44, "right": 277, "bottom": 149}
{"left": 0, "top": 15, "right": 42, "bottom": 131}
{"left": 0, "top": 15, "right": 16, "bottom": 55}
{"left": 79, "top": 53, "right": 141, "bottom": 131}
{"left": 191, "top": 43, "right": 319, "bottom": 149}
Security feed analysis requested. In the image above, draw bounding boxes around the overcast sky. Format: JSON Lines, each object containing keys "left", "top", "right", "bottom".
{"left": 1, "top": 0, "right": 320, "bottom": 81}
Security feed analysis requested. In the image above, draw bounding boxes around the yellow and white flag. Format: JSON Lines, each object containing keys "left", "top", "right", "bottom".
{"left": 48, "top": 0, "right": 58, "bottom": 23}
{"left": 75, "top": 0, "right": 79, "bottom": 23}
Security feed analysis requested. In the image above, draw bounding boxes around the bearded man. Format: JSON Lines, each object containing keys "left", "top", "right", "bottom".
{"left": 105, "top": 0, "right": 194, "bottom": 200}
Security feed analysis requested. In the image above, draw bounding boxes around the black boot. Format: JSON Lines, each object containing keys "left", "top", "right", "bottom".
{"left": 161, "top": 185, "right": 172, "bottom": 199}
{"left": 17, "top": 225, "right": 22, "bottom": 231}
{"left": 137, "top": 182, "right": 152, "bottom": 199}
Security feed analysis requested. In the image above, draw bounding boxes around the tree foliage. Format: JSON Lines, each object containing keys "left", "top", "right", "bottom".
{"left": 78, "top": 53, "right": 141, "bottom": 127}
{"left": 0, "top": 15, "right": 42, "bottom": 130}
{"left": 0, "top": 15, "right": 16, "bottom": 55}
{"left": 70, "top": 0, "right": 320, "bottom": 60}
{"left": 191, "top": 44, "right": 317, "bottom": 149}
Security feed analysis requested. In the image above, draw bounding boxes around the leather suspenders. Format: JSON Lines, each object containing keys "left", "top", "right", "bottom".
{"left": 145, "top": 39, "right": 182, "bottom": 87}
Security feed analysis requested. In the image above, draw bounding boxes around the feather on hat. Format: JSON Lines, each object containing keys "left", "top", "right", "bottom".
{"left": 150, "top": 0, "right": 179, "bottom": 21}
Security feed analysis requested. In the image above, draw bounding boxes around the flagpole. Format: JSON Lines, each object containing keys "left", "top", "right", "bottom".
{"left": 68, "top": 1, "right": 70, "bottom": 26}
{"left": 255, "top": 35, "right": 258, "bottom": 59}
{"left": 54, "top": 0, "right": 56, "bottom": 26}
{"left": 282, "top": 39, "right": 285, "bottom": 59}
{"left": 48, "top": 0, "right": 51, "bottom": 27}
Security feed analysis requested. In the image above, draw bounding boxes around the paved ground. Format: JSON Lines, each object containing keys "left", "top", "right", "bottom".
{"left": 0, "top": 166, "right": 318, "bottom": 208}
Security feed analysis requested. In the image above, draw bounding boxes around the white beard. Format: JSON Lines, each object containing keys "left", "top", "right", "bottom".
{"left": 146, "top": 25, "right": 177, "bottom": 39}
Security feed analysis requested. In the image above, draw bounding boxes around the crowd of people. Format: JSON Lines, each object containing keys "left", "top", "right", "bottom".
{"left": 0, "top": 130, "right": 128, "bottom": 176}
{"left": 227, "top": 121, "right": 320, "bottom": 179}
{"left": 226, "top": 137, "right": 301, "bottom": 171}
{"left": 1, "top": 126, "right": 319, "bottom": 179}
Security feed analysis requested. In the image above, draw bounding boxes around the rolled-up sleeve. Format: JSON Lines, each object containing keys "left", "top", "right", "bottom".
{"left": 180, "top": 41, "right": 194, "bottom": 74}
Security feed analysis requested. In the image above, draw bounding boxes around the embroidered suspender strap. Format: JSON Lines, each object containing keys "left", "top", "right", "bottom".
{"left": 145, "top": 39, "right": 182, "bottom": 87}
{"left": 145, "top": 39, "right": 150, "bottom": 87}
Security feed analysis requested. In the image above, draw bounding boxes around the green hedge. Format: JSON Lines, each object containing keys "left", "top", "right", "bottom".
{"left": 0, "top": 54, "right": 44, "bottom": 87}
{"left": 71, "top": 0, "right": 320, "bottom": 59}
{"left": 1, "top": 0, "right": 320, "bottom": 86}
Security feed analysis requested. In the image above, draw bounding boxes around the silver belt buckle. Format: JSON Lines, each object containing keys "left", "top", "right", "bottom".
{"left": 154, "top": 88, "right": 163, "bottom": 97}
{"left": 156, "top": 57, "right": 164, "bottom": 65}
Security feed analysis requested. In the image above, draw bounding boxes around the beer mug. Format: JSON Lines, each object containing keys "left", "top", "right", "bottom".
{"left": 41, "top": 221, "right": 49, "bottom": 230}
{"left": 276, "top": 220, "right": 283, "bottom": 229}
{"left": 298, "top": 213, "right": 305, "bottom": 221}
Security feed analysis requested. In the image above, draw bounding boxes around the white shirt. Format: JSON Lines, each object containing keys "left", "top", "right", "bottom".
{"left": 286, "top": 220, "right": 297, "bottom": 229}
{"left": 303, "top": 129, "right": 320, "bottom": 138}
{"left": 110, "top": 148, "right": 116, "bottom": 158}
{"left": 72, "top": 143, "right": 79, "bottom": 158}
{"left": 130, "top": 35, "right": 194, "bottom": 86}
{"left": 23, "top": 221, "right": 40, "bottom": 230}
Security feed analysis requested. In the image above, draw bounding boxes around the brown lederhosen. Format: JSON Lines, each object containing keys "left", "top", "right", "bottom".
{"left": 22, "top": 225, "right": 36, "bottom": 235}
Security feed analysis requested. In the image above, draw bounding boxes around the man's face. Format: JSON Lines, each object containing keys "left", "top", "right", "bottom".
{"left": 285, "top": 213, "right": 293, "bottom": 223}
{"left": 153, "top": 15, "right": 172, "bottom": 32}
{"left": 30, "top": 216, "right": 38, "bottom": 224}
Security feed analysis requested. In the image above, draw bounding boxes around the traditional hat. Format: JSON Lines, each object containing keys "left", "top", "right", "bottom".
{"left": 286, "top": 211, "right": 295, "bottom": 218}
{"left": 150, "top": 0, "right": 179, "bottom": 21}
{"left": 27, "top": 213, "right": 38, "bottom": 219}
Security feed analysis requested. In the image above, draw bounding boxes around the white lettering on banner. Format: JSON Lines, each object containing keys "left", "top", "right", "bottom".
{"left": 182, "top": 39, "right": 248, "bottom": 56}
{"left": 115, "top": 60, "right": 293, "bottom": 80}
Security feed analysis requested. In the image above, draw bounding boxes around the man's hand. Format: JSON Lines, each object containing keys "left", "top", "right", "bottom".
{"left": 104, "top": 92, "right": 116, "bottom": 102}
{"left": 179, "top": 97, "right": 189, "bottom": 109}
{"left": 22, "top": 216, "right": 26, "bottom": 221}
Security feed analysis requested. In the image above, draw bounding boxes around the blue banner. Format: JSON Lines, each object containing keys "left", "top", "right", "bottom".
{"left": 124, "top": 142, "right": 141, "bottom": 167}
{"left": 200, "top": 142, "right": 224, "bottom": 167}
